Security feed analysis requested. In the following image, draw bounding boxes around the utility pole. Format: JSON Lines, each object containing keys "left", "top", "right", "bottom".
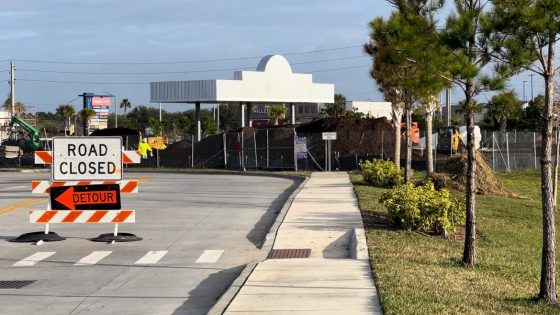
{"left": 114, "top": 96, "right": 118, "bottom": 128}
{"left": 10, "top": 61, "right": 15, "bottom": 117}
{"left": 529, "top": 74, "right": 534, "bottom": 101}
{"left": 523, "top": 80, "right": 527, "bottom": 102}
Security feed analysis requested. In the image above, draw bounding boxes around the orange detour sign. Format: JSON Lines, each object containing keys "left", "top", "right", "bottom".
{"left": 50, "top": 184, "right": 121, "bottom": 210}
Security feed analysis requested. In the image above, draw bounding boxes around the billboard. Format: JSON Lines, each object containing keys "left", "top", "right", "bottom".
{"left": 87, "top": 96, "right": 111, "bottom": 130}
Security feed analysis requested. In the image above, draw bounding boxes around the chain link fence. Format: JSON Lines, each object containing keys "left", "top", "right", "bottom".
{"left": 3, "top": 125, "right": 553, "bottom": 173}
{"left": 154, "top": 127, "right": 393, "bottom": 171}
{"left": 479, "top": 130, "right": 554, "bottom": 172}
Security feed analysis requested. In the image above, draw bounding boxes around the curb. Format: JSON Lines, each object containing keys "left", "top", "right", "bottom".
{"left": 262, "top": 176, "right": 309, "bottom": 251}
{"left": 207, "top": 260, "right": 260, "bottom": 315}
{"left": 350, "top": 227, "right": 369, "bottom": 260}
{"left": 126, "top": 167, "right": 309, "bottom": 180}
{"left": 209, "top": 175, "right": 309, "bottom": 315}
{"left": 0, "top": 168, "right": 49, "bottom": 173}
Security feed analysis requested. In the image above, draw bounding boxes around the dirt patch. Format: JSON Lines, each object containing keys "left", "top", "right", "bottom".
{"left": 361, "top": 211, "right": 391, "bottom": 229}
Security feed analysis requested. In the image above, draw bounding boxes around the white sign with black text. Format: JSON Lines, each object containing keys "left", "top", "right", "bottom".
{"left": 52, "top": 137, "right": 122, "bottom": 181}
{"left": 322, "top": 132, "right": 337, "bottom": 140}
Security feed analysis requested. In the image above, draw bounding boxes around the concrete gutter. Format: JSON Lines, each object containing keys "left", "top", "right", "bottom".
{"left": 208, "top": 176, "right": 308, "bottom": 315}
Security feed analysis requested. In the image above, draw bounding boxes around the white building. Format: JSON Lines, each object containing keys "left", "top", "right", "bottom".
{"left": 151, "top": 55, "right": 334, "bottom": 139}
{"left": 0, "top": 109, "right": 10, "bottom": 143}
{"left": 346, "top": 101, "right": 392, "bottom": 119}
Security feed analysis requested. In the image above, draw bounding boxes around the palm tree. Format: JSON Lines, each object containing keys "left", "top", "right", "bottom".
{"left": 267, "top": 105, "right": 287, "bottom": 125}
{"left": 56, "top": 104, "right": 75, "bottom": 136}
{"left": 120, "top": 99, "right": 132, "bottom": 116}
{"left": 421, "top": 95, "right": 441, "bottom": 174}
{"left": 78, "top": 108, "right": 96, "bottom": 135}
{"left": 3, "top": 98, "right": 26, "bottom": 116}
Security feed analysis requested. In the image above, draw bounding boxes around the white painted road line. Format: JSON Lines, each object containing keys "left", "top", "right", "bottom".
{"left": 74, "top": 251, "right": 112, "bottom": 266}
{"left": 195, "top": 250, "right": 224, "bottom": 263}
{"left": 135, "top": 251, "right": 168, "bottom": 265}
{"left": 13, "top": 252, "right": 56, "bottom": 267}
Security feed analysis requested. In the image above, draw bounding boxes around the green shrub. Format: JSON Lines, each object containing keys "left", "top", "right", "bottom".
{"left": 380, "top": 181, "right": 465, "bottom": 236}
{"left": 360, "top": 159, "right": 406, "bottom": 187}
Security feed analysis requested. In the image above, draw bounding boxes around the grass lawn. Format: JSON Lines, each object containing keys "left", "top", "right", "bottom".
{"left": 352, "top": 170, "right": 560, "bottom": 315}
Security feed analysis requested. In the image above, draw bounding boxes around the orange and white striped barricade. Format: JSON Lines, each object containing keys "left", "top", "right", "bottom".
{"left": 34, "top": 150, "right": 142, "bottom": 165}
{"left": 31, "top": 180, "right": 139, "bottom": 194}
{"left": 29, "top": 210, "right": 135, "bottom": 224}
{"left": 15, "top": 138, "right": 144, "bottom": 244}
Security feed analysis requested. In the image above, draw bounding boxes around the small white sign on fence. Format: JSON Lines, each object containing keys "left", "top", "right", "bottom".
{"left": 322, "top": 132, "right": 337, "bottom": 140}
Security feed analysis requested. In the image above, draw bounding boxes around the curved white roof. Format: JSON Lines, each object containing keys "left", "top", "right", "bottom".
{"left": 150, "top": 55, "right": 334, "bottom": 104}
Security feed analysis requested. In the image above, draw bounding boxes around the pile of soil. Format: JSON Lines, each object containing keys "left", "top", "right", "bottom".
{"left": 432, "top": 152, "right": 518, "bottom": 197}
{"left": 296, "top": 117, "right": 394, "bottom": 158}
{"left": 159, "top": 117, "right": 395, "bottom": 170}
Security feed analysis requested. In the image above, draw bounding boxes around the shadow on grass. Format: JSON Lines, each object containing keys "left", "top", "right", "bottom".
{"left": 504, "top": 295, "right": 553, "bottom": 308}
{"left": 360, "top": 211, "right": 392, "bottom": 230}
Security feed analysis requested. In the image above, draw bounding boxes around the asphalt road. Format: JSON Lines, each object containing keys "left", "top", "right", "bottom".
{"left": 0, "top": 171, "right": 299, "bottom": 315}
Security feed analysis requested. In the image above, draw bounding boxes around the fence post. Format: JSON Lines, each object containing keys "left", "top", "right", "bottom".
{"left": 293, "top": 128, "right": 298, "bottom": 171}
{"left": 223, "top": 133, "right": 227, "bottom": 169}
{"left": 191, "top": 134, "right": 194, "bottom": 168}
{"left": 506, "top": 132, "right": 510, "bottom": 172}
{"left": 381, "top": 130, "right": 384, "bottom": 159}
{"left": 324, "top": 140, "right": 328, "bottom": 171}
{"left": 492, "top": 131, "right": 495, "bottom": 171}
{"left": 266, "top": 129, "right": 270, "bottom": 168}
{"left": 434, "top": 133, "right": 438, "bottom": 171}
{"left": 534, "top": 131, "right": 537, "bottom": 168}
{"left": 254, "top": 129, "right": 258, "bottom": 170}
{"left": 241, "top": 129, "right": 244, "bottom": 169}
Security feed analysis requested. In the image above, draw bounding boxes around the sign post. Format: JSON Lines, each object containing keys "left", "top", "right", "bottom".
{"left": 322, "top": 132, "right": 336, "bottom": 171}
{"left": 12, "top": 137, "right": 142, "bottom": 244}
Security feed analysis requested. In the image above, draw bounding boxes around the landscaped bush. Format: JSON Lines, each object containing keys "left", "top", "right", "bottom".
{"left": 379, "top": 181, "right": 465, "bottom": 236}
{"left": 360, "top": 159, "right": 405, "bottom": 187}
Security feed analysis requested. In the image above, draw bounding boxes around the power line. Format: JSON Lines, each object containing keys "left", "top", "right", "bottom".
{"left": 17, "top": 79, "right": 147, "bottom": 85}
{"left": 16, "top": 56, "right": 367, "bottom": 75}
{"left": 16, "top": 64, "right": 371, "bottom": 85}
{"left": 305, "top": 64, "right": 370, "bottom": 73}
{"left": 11, "top": 45, "right": 363, "bottom": 65}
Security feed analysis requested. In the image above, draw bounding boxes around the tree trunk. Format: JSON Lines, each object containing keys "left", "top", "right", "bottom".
{"left": 405, "top": 107, "right": 412, "bottom": 182}
{"left": 392, "top": 111, "right": 402, "bottom": 167}
{"left": 463, "top": 91, "right": 477, "bottom": 266}
{"left": 499, "top": 119, "right": 507, "bottom": 133}
{"left": 425, "top": 113, "right": 434, "bottom": 174}
{"left": 539, "top": 70, "right": 557, "bottom": 304}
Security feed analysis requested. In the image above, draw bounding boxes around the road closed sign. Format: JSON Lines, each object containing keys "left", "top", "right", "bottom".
{"left": 52, "top": 137, "right": 122, "bottom": 181}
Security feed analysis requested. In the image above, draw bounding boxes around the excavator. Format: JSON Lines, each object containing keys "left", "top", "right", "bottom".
{"left": 437, "top": 126, "right": 463, "bottom": 154}
{"left": 1, "top": 116, "right": 42, "bottom": 150}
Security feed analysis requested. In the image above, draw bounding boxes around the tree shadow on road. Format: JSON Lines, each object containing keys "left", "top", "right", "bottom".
{"left": 245, "top": 178, "right": 303, "bottom": 248}
{"left": 172, "top": 264, "right": 244, "bottom": 315}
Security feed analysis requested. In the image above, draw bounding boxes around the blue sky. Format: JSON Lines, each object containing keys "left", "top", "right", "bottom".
{"left": 0, "top": 0, "right": 544, "bottom": 113}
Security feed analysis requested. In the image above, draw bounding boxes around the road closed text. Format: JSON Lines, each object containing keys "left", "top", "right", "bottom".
{"left": 52, "top": 137, "right": 122, "bottom": 181}
{"left": 58, "top": 161, "right": 117, "bottom": 175}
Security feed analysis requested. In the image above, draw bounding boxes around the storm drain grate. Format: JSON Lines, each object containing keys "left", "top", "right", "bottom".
{"left": 268, "top": 249, "right": 311, "bottom": 259}
{"left": 0, "top": 280, "right": 36, "bottom": 289}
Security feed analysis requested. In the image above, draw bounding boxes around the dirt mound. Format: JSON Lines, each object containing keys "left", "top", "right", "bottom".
{"left": 433, "top": 152, "right": 519, "bottom": 197}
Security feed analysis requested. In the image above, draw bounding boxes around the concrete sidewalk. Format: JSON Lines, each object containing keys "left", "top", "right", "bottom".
{"left": 223, "top": 172, "right": 382, "bottom": 314}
